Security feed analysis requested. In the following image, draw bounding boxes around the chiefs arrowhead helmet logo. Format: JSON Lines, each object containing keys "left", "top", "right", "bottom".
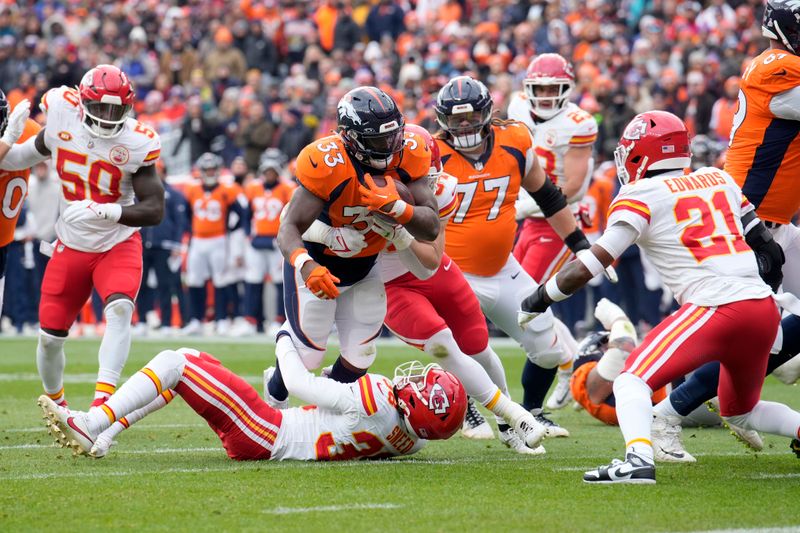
{"left": 428, "top": 383, "right": 451, "bottom": 415}
{"left": 622, "top": 118, "right": 648, "bottom": 140}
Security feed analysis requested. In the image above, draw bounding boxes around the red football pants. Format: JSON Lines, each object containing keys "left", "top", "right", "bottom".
{"left": 623, "top": 297, "right": 780, "bottom": 417}
{"left": 39, "top": 234, "right": 143, "bottom": 331}
{"left": 384, "top": 254, "right": 488, "bottom": 355}
{"left": 176, "top": 352, "right": 282, "bottom": 460}
{"left": 513, "top": 218, "right": 572, "bottom": 283}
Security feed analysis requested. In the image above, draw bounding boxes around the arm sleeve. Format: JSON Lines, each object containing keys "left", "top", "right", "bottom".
{"left": 397, "top": 246, "right": 437, "bottom": 280}
{"left": 593, "top": 221, "right": 639, "bottom": 260}
{"left": 0, "top": 136, "right": 49, "bottom": 170}
{"left": 769, "top": 86, "right": 800, "bottom": 121}
{"left": 276, "top": 336, "right": 357, "bottom": 411}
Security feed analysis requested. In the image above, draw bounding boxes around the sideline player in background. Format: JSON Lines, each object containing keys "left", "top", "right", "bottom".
{"left": 508, "top": 53, "right": 600, "bottom": 410}
{"left": 1, "top": 65, "right": 163, "bottom": 410}
{"left": 520, "top": 111, "right": 799, "bottom": 484}
{"left": 238, "top": 149, "right": 295, "bottom": 336}
{"left": 649, "top": 0, "right": 800, "bottom": 458}
{"left": 38, "top": 335, "right": 467, "bottom": 461}
{"left": 266, "top": 86, "right": 439, "bottom": 405}
{"left": 181, "top": 152, "right": 248, "bottom": 336}
{"left": 302, "top": 124, "right": 546, "bottom": 453}
{"left": 434, "top": 75, "right": 608, "bottom": 438}
{"left": 0, "top": 92, "right": 39, "bottom": 312}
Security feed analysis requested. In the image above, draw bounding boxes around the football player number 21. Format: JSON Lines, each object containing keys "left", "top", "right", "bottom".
{"left": 674, "top": 191, "right": 749, "bottom": 262}
{"left": 56, "top": 148, "right": 122, "bottom": 202}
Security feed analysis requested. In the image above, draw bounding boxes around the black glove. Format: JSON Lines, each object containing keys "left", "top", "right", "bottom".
{"left": 745, "top": 222, "right": 785, "bottom": 292}
{"left": 520, "top": 284, "right": 551, "bottom": 314}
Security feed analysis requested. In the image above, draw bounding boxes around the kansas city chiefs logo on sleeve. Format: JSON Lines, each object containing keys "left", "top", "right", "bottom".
{"left": 623, "top": 118, "right": 648, "bottom": 140}
{"left": 428, "top": 383, "right": 451, "bottom": 415}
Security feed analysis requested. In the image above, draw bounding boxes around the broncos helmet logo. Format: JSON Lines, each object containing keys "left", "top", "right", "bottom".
{"left": 428, "top": 383, "right": 451, "bottom": 415}
{"left": 338, "top": 96, "right": 362, "bottom": 125}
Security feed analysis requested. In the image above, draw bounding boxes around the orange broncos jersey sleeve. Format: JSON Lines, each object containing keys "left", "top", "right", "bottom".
{"left": 726, "top": 49, "right": 800, "bottom": 224}
{"left": 0, "top": 119, "right": 41, "bottom": 247}
{"left": 441, "top": 122, "right": 532, "bottom": 276}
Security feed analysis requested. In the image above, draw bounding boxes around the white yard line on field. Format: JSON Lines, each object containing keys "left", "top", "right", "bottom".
{"left": 5, "top": 423, "right": 205, "bottom": 433}
{"left": 747, "top": 473, "right": 800, "bottom": 479}
{"left": 0, "top": 373, "right": 261, "bottom": 385}
{"left": 680, "top": 527, "right": 800, "bottom": 533}
{"left": 263, "top": 503, "right": 403, "bottom": 515}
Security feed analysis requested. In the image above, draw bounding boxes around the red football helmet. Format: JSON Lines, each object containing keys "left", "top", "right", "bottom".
{"left": 523, "top": 53, "right": 575, "bottom": 119}
{"left": 404, "top": 123, "right": 442, "bottom": 190}
{"left": 78, "top": 65, "right": 135, "bottom": 138}
{"left": 614, "top": 111, "right": 692, "bottom": 185}
{"left": 393, "top": 361, "right": 467, "bottom": 440}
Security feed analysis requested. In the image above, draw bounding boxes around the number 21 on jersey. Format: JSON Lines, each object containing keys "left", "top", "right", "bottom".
{"left": 674, "top": 190, "right": 749, "bottom": 262}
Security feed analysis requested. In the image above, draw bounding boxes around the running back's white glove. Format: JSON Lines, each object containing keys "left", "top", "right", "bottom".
{"left": 302, "top": 220, "right": 367, "bottom": 258}
{"left": 1, "top": 99, "right": 31, "bottom": 147}
{"left": 371, "top": 217, "right": 413, "bottom": 250}
{"left": 61, "top": 199, "right": 122, "bottom": 224}
{"left": 593, "top": 298, "right": 628, "bottom": 330}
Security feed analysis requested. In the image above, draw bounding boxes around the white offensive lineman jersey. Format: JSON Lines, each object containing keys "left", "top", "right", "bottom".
{"left": 605, "top": 167, "right": 771, "bottom": 307}
{"left": 378, "top": 173, "right": 458, "bottom": 283}
{"left": 272, "top": 373, "right": 426, "bottom": 461}
{"left": 508, "top": 95, "right": 597, "bottom": 216}
{"left": 41, "top": 86, "right": 161, "bottom": 252}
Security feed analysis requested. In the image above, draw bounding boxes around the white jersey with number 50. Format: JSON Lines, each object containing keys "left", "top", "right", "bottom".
{"left": 605, "top": 167, "right": 771, "bottom": 307}
{"left": 41, "top": 86, "right": 161, "bottom": 252}
{"left": 508, "top": 95, "right": 597, "bottom": 216}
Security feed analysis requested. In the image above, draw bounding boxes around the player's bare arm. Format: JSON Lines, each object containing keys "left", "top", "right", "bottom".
{"left": 408, "top": 227, "right": 445, "bottom": 271}
{"left": 404, "top": 178, "right": 440, "bottom": 242}
{"left": 123, "top": 164, "right": 165, "bottom": 226}
{"left": 561, "top": 145, "right": 592, "bottom": 199}
{"left": 521, "top": 156, "right": 579, "bottom": 238}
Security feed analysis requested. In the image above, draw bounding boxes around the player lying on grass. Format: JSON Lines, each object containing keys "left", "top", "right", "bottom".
{"left": 519, "top": 111, "right": 800, "bottom": 484}
{"left": 38, "top": 332, "right": 467, "bottom": 461}
{"left": 571, "top": 298, "right": 756, "bottom": 463}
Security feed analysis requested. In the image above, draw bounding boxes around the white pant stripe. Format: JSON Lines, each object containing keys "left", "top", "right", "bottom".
{"left": 626, "top": 305, "right": 699, "bottom": 372}
{"left": 640, "top": 307, "right": 716, "bottom": 382}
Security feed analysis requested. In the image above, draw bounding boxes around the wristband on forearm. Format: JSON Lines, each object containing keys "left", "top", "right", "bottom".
{"left": 290, "top": 248, "right": 313, "bottom": 269}
{"left": 383, "top": 200, "right": 414, "bottom": 224}
{"left": 564, "top": 229, "right": 590, "bottom": 253}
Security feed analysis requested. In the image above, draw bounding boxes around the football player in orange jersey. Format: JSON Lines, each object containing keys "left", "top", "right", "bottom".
{"left": 266, "top": 86, "right": 439, "bottom": 407}
{"left": 434, "top": 76, "right": 611, "bottom": 442}
{"left": 182, "top": 153, "right": 249, "bottom": 336}
{"left": 239, "top": 149, "right": 296, "bottom": 336}
{"left": 0, "top": 93, "right": 38, "bottom": 314}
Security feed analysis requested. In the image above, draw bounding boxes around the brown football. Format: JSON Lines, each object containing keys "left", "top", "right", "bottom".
{"left": 369, "top": 175, "right": 415, "bottom": 223}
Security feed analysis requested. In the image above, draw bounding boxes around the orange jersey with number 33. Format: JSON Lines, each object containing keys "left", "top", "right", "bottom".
{"left": 0, "top": 119, "right": 42, "bottom": 247}
{"left": 726, "top": 49, "right": 800, "bottom": 223}
{"left": 295, "top": 132, "right": 431, "bottom": 258}
{"left": 439, "top": 122, "right": 534, "bottom": 276}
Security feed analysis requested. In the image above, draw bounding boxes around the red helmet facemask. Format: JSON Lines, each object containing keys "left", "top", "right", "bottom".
{"left": 79, "top": 65, "right": 135, "bottom": 139}
{"left": 393, "top": 361, "right": 467, "bottom": 440}
{"left": 614, "top": 111, "right": 692, "bottom": 186}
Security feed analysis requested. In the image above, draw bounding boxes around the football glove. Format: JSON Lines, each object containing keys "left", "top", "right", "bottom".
{"left": 371, "top": 217, "right": 414, "bottom": 250}
{"left": 518, "top": 285, "right": 550, "bottom": 327}
{"left": 745, "top": 222, "right": 785, "bottom": 292}
{"left": 61, "top": 199, "right": 122, "bottom": 224}
{"left": 358, "top": 173, "right": 413, "bottom": 223}
{"left": 0, "top": 99, "right": 30, "bottom": 147}
{"left": 594, "top": 298, "right": 628, "bottom": 330}
{"left": 305, "top": 265, "right": 340, "bottom": 299}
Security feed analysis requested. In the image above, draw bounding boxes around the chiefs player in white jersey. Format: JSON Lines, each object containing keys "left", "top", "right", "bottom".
{"left": 520, "top": 111, "right": 800, "bottom": 484}
{"left": 508, "top": 54, "right": 600, "bottom": 411}
{"left": 38, "top": 334, "right": 467, "bottom": 461}
{"left": 302, "top": 125, "right": 547, "bottom": 453}
{"left": 1, "top": 65, "right": 163, "bottom": 411}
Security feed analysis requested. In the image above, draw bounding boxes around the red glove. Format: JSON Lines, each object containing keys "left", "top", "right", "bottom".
{"left": 305, "top": 265, "right": 341, "bottom": 299}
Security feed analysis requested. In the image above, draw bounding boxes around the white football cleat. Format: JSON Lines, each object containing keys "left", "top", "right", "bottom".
{"left": 772, "top": 354, "right": 800, "bottom": 385}
{"left": 545, "top": 369, "right": 573, "bottom": 410}
{"left": 651, "top": 413, "right": 696, "bottom": 463}
{"left": 263, "top": 367, "right": 289, "bottom": 409}
{"left": 513, "top": 413, "right": 546, "bottom": 450}
{"left": 215, "top": 318, "right": 231, "bottom": 336}
{"left": 531, "top": 409, "right": 570, "bottom": 438}
{"left": 38, "top": 395, "right": 96, "bottom": 456}
{"left": 707, "top": 398, "right": 764, "bottom": 451}
{"left": 461, "top": 399, "right": 494, "bottom": 440}
{"left": 499, "top": 426, "right": 546, "bottom": 455}
{"left": 90, "top": 430, "right": 116, "bottom": 458}
{"left": 181, "top": 319, "right": 203, "bottom": 336}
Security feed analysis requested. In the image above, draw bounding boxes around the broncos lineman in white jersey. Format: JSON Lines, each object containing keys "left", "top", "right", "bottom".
{"left": 508, "top": 53, "right": 601, "bottom": 411}
{"left": 0, "top": 65, "right": 163, "bottom": 412}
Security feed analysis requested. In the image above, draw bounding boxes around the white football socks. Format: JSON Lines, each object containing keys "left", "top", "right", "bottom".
{"left": 613, "top": 372, "right": 655, "bottom": 463}
{"left": 36, "top": 329, "right": 67, "bottom": 403}
{"left": 724, "top": 400, "right": 800, "bottom": 439}
{"left": 95, "top": 299, "right": 134, "bottom": 401}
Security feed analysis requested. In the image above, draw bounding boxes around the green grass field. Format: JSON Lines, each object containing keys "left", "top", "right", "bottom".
{"left": 1, "top": 337, "right": 799, "bottom": 532}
